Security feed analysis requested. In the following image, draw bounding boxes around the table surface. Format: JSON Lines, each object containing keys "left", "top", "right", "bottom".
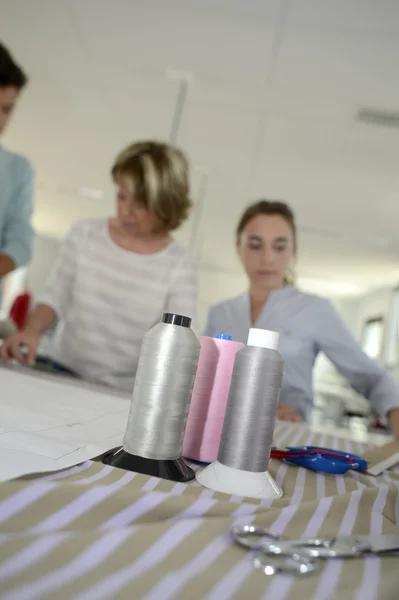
{"left": 0, "top": 421, "right": 398, "bottom": 600}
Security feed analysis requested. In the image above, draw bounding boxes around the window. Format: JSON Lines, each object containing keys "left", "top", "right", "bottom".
{"left": 384, "top": 286, "right": 399, "bottom": 368}
{"left": 361, "top": 316, "right": 384, "bottom": 360}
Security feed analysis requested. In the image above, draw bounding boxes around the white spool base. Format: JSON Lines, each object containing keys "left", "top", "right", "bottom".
{"left": 196, "top": 460, "right": 283, "bottom": 500}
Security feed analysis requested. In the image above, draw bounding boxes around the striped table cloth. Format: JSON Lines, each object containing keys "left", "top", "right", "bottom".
{"left": 0, "top": 422, "right": 398, "bottom": 600}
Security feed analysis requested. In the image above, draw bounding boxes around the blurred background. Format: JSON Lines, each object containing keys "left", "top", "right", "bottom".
{"left": 2, "top": 0, "right": 399, "bottom": 428}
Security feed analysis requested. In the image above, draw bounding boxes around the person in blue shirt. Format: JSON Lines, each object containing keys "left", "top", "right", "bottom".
{"left": 0, "top": 43, "right": 34, "bottom": 303}
{"left": 204, "top": 200, "right": 399, "bottom": 438}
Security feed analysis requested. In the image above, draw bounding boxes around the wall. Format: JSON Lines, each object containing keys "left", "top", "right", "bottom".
{"left": 27, "top": 234, "right": 61, "bottom": 301}
{"left": 197, "top": 267, "right": 246, "bottom": 330}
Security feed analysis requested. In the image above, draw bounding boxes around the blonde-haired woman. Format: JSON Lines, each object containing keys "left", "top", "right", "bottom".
{"left": 1, "top": 141, "right": 197, "bottom": 390}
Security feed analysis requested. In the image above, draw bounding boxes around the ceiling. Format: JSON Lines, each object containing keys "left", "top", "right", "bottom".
{"left": 2, "top": 0, "right": 399, "bottom": 301}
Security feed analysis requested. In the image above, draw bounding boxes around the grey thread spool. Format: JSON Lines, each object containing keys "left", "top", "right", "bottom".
{"left": 218, "top": 328, "right": 284, "bottom": 472}
{"left": 196, "top": 327, "right": 284, "bottom": 499}
{"left": 123, "top": 313, "right": 200, "bottom": 460}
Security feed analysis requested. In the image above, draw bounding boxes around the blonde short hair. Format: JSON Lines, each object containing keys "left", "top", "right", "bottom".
{"left": 111, "top": 140, "right": 192, "bottom": 231}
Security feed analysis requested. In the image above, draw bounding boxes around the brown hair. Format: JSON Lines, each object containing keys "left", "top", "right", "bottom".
{"left": 236, "top": 199, "right": 297, "bottom": 255}
{"left": 111, "top": 140, "right": 192, "bottom": 231}
{"left": 0, "top": 43, "right": 28, "bottom": 89}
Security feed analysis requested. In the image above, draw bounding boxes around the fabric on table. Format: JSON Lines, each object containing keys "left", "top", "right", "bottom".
{"left": 0, "top": 422, "right": 398, "bottom": 600}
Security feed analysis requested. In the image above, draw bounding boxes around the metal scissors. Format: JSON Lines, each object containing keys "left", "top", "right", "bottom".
{"left": 264, "top": 534, "right": 399, "bottom": 559}
{"left": 231, "top": 525, "right": 320, "bottom": 576}
{"left": 231, "top": 525, "right": 399, "bottom": 577}
{"left": 270, "top": 446, "right": 368, "bottom": 474}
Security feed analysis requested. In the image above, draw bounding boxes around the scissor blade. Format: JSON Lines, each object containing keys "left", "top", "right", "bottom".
{"left": 343, "top": 534, "right": 399, "bottom": 554}
{"left": 368, "top": 534, "right": 399, "bottom": 554}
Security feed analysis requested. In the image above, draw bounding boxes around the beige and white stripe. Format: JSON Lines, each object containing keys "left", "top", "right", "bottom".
{"left": 0, "top": 422, "right": 398, "bottom": 600}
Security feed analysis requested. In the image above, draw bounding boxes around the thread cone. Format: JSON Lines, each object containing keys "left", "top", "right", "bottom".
{"left": 102, "top": 447, "right": 195, "bottom": 482}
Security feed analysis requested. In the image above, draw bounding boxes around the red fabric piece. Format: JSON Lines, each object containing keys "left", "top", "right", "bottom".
{"left": 9, "top": 291, "right": 31, "bottom": 330}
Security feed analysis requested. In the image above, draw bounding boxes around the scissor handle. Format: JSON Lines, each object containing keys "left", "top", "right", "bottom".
{"left": 286, "top": 446, "right": 361, "bottom": 461}
{"left": 253, "top": 552, "right": 320, "bottom": 576}
{"left": 231, "top": 526, "right": 321, "bottom": 577}
{"left": 283, "top": 446, "right": 368, "bottom": 474}
{"left": 271, "top": 448, "right": 354, "bottom": 461}
{"left": 231, "top": 525, "right": 281, "bottom": 550}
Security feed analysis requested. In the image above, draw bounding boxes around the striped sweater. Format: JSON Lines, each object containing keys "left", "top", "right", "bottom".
{"left": 41, "top": 219, "right": 197, "bottom": 391}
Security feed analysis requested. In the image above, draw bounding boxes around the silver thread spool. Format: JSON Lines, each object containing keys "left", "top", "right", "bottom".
{"left": 103, "top": 313, "right": 200, "bottom": 482}
{"left": 123, "top": 313, "right": 200, "bottom": 459}
{"left": 196, "top": 328, "right": 284, "bottom": 499}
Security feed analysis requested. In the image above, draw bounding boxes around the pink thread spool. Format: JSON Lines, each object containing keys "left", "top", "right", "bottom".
{"left": 183, "top": 334, "right": 244, "bottom": 463}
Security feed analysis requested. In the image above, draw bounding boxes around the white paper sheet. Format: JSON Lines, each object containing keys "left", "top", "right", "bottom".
{"left": 0, "top": 363, "right": 131, "bottom": 481}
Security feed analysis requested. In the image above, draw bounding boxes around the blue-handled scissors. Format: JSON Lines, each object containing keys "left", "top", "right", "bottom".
{"left": 186, "top": 446, "right": 368, "bottom": 475}
{"left": 270, "top": 446, "right": 368, "bottom": 475}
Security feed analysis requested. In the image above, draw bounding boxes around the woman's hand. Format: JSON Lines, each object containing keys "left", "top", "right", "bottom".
{"left": 277, "top": 402, "right": 303, "bottom": 422}
{"left": 0, "top": 305, "right": 56, "bottom": 367}
{"left": 0, "top": 329, "right": 39, "bottom": 366}
{"left": 388, "top": 408, "right": 399, "bottom": 440}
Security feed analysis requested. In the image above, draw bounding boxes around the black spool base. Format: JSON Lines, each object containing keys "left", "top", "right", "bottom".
{"left": 102, "top": 448, "right": 195, "bottom": 482}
